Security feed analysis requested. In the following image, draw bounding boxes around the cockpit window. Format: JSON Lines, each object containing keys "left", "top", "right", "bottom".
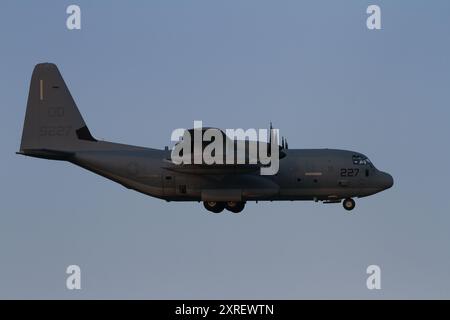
{"left": 352, "top": 155, "right": 371, "bottom": 165}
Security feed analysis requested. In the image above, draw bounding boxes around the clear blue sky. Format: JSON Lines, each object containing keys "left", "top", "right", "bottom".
{"left": 1, "top": 0, "right": 449, "bottom": 298}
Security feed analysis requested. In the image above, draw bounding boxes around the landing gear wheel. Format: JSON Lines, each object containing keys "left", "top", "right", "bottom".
{"left": 225, "top": 201, "right": 246, "bottom": 213}
{"left": 203, "top": 201, "right": 225, "bottom": 213}
{"left": 343, "top": 198, "right": 355, "bottom": 211}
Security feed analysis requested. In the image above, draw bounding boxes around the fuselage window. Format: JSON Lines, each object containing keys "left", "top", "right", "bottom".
{"left": 365, "top": 169, "right": 369, "bottom": 177}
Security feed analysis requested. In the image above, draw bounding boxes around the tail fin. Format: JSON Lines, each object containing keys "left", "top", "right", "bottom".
{"left": 19, "top": 63, "right": 96, "bottom": 157}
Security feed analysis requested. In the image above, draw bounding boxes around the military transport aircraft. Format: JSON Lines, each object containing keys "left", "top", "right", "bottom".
{"left": 18, "top": 63, "right": 393, "bottom": 213}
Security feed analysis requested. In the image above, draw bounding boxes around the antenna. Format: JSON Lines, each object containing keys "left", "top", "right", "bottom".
{"left": 269, "top": 122, "right": 273, "bottom": 144}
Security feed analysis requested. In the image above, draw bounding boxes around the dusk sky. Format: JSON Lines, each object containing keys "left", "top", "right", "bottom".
{"left": 1, "top": 1, "right": 449, "bottom": 298}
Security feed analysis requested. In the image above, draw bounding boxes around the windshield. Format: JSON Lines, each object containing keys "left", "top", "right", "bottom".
{"left": 352, "top": 154, "right": 371, "bottom": 165}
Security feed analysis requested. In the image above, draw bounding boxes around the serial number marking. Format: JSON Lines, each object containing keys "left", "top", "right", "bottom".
{"left": 39, "top": 126, "right": 71, "bottom": 137}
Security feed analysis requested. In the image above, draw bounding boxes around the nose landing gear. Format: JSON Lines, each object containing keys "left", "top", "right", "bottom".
{"left": 343, "top": 198, "right": 356, "bottom": 211}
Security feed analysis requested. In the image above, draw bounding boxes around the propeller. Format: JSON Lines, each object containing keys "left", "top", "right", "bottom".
{"left": 269, "top": 122, "right": 273, "bottom": 145}
{"left": 267, "top": 122, "right": 288, "bottom": 159}
{"left": 268, "top": 122, "right": 289, "bottom": 154}
{"left": 268, "top": 122, "right": 273, "bottom": 155}
{"left": 282, "top": 136, "right": 288, "bottom": 150}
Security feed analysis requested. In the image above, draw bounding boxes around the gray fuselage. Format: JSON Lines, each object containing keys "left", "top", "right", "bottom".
{"left": 70, "top": 141, "right": 393, "bottom": 203}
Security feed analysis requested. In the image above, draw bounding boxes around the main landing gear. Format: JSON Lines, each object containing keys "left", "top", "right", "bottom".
{"left": 342, "top": 198, "right": 356, "bottom": 211}
{"left": 203, "top": 201, "right": 246, "bottom": 213}
{"left": 225, "top": 201, "right": 246, "bottom": 213}
{"left": 203, "top": 201, "right": 225, "bottom": 213}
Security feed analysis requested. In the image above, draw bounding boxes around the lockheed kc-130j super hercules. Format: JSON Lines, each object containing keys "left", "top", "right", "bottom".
{"left": 18, "top": 64, "right": 393, "bottom": 213}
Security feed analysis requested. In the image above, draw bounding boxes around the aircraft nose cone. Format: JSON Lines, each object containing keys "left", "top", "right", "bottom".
{"left": 381, "top": 172, "right": 394, "bottom": 190}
